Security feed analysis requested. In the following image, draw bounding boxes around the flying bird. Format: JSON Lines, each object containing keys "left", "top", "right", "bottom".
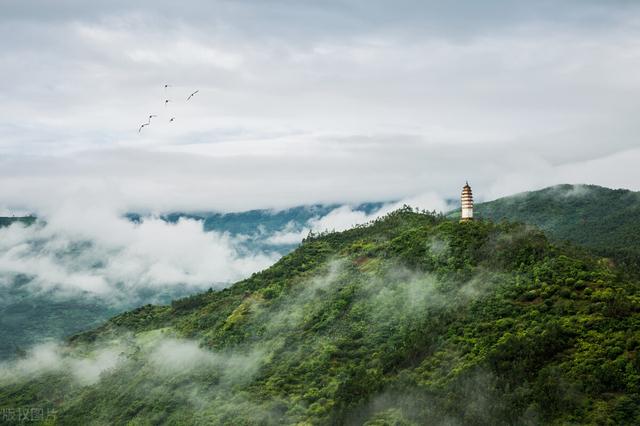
{"left": 147, "top": 114, "right": 158, "bottom": 124}
{"left": 138, "top": 123, "right": 149, "bottom": 133}
{"left": 186, "top": 90, "right": 199, "bottom": 101}
{"left": 169, "top": 117, "right": 175, "bottom": 123}
{"left": 164, "top": 99, "right": 171, "bottom": 106}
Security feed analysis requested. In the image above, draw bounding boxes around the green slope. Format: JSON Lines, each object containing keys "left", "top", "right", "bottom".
{"left": 477, "top": 184, "right": 639, "bottom": 251}
{"left": 1, "top": 208, "right": 640, "bottom": 425}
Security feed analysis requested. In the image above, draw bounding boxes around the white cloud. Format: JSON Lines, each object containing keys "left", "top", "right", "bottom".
{"left": 148, "top": 338, "right": 216, "bottom": 373}
{"left": 308, "top": 205, "right": 374, "bottom": 232}
{"left": 148, "top": 338, "right": 264, "bottom": 383}
{"left": 266, "top": 191, "right": 449, "bottom": 246}
{"left": 1, "top": 2, "right": 639, "bottom": 213}
{"left": 265, "top": 221, "right": 309, "bottom": 245}
{"left": 0, "top": 204, "right": 278, "bottom": 301}
{"left": 0, "top": 341, "right": 124, "bottom": 386}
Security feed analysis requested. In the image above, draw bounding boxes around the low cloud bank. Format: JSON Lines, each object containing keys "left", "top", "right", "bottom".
{"left": 0, "top": 206, "right": 278, "bottom": 302}
{"left": 0, "top": 335, "right": 264, "bottom": 391}
{"left": 0, "top": 341, "right": 124, "bottom": 386}
{"left": 0, "top": 194, "right": 449, "bottom": 302}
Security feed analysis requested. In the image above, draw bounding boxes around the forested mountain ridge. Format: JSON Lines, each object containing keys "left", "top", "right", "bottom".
{"left": 463, "top": 184, "right": 638, "bottom": 249}
{"left": 447, "top": 184, "right": 640, "bottom": 274}
{"left": 1, "top": 207, "right": 639, "bottom": 425}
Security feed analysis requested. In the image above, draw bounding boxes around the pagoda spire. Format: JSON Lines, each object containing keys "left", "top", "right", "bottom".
{"left": 460, "top": 182, "right": 474, "bottom": 222}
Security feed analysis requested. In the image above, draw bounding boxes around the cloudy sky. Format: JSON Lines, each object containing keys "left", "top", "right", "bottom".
{"left": 1, "top": 0, "right": 639, "bottom": 214}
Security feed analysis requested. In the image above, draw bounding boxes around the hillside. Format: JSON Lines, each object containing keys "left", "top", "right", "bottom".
{"left": 465, "top": 185, "right": 640, "bottom": 257}
{"left": 1, "top": 208, "right": 640, "bottom": 425}
{"left": 0, "top": 204, "right": 381, "bottom": 361}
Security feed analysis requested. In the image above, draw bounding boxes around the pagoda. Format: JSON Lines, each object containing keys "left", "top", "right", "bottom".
{"left": 460, "top": 182, "right": 474, "bottom": 222}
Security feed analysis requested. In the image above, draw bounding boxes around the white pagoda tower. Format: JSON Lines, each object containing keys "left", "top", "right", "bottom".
{"left": 460, "top": 182, "right": 474, "bottom": 222}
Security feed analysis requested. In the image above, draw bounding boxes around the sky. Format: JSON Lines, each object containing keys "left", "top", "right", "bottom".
{"left": 1, "top": 0, "right": 640, "bottom": 214}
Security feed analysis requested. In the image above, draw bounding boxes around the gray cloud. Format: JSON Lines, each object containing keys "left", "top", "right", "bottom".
{"left": 1, "top": 1, "right": 639, "bottom": 213}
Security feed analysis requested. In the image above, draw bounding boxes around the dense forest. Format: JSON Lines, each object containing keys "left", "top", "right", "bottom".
{"left": 1, "top": 206, "right": 639, "bottom": 425}
{"left": 462, "top": 184, "right": 640, "bottom": 273}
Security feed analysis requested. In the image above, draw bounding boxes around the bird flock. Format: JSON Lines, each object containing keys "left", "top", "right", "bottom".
{"left": 138, "top": 85, "right": 199, "bottom": 133}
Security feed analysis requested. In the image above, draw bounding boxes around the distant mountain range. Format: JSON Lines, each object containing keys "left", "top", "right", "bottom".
{"left": 9, "top": 183, "right": 638, "bottom": 258}
{"left": 136, "top": 202, "right": 384, "bottom": 235}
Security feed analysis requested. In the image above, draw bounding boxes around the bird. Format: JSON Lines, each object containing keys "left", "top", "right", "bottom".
{"left": 147, "top": 114, "right": 158, "bottom": 124}
{"left": 186, "top": 90, "right": 199, "bottom": 101}
{"left": 164, "top": 99, "right": 170, "bottom": 106}
{"left": 169, "top": 117, "right": 175, "bottom": 123}
{"left": 164, "top": 84, "right": 171, "bottom": 89}
{"left": 138, "top": 123, "right": 149, "bottom": 133}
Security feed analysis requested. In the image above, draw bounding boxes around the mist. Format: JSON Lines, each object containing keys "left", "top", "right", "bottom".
{"left": 266, "top": 193, "right": 451, "bottom": 246}
{"left": 0, "top": 341, "right": 125, "bottom": 386}
{"left": 0, "top": 208, "right": 278, "bottom": 302}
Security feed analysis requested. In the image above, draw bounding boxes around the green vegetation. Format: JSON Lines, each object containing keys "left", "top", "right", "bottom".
{"left": 2, "top": 207, "right": 640, "bottom": 425}
{"left": 455, "top": 184, "right": 640, "bottom": 273}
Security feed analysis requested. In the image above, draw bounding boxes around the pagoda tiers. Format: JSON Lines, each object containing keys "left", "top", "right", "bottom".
{"left": 460, "top": 182, "right": 474, "bottom": 222}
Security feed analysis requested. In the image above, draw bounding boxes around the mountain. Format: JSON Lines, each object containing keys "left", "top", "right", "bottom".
{"left": 158, "top": 202, "right": 384, "bottom": 235}
{"left": 2, "top": 207, "right": 639, "bottom": 425}
{"left": 0, "top": 204, "right": 381, "bottom": 360}
{"left": 450, "top": 184, "right": 640, "bottom": 271}
{"left": 478, "top": 184, "right": 639, "bottom": 252}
